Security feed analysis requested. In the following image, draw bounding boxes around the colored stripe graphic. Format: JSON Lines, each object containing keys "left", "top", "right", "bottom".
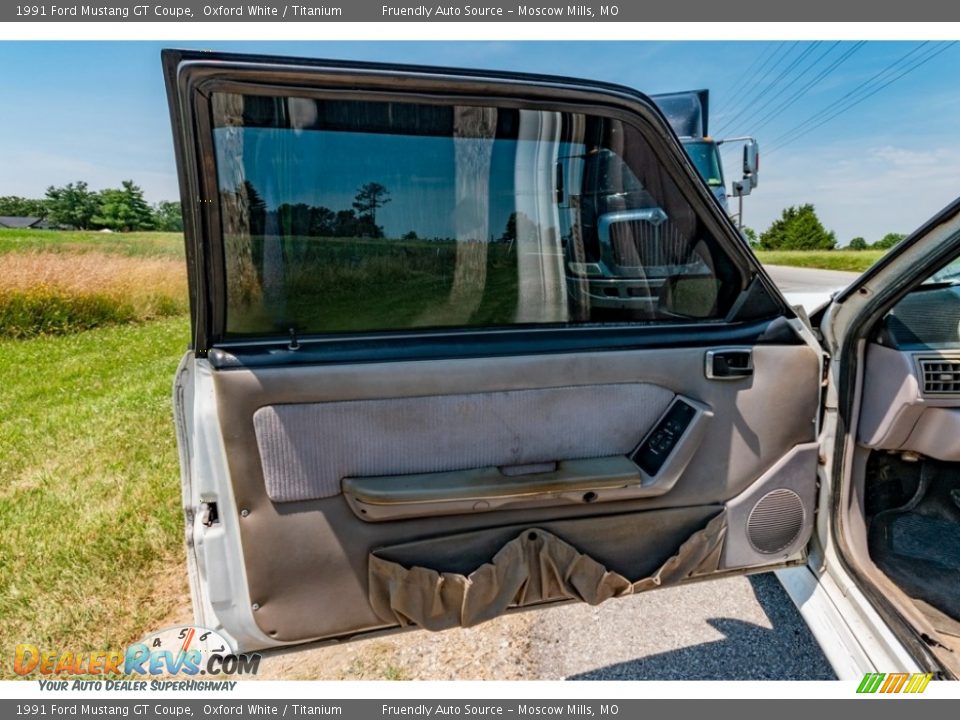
{"left": 906, "top": 673, "right": 933, "bottom": 694}
{"left": 857, "top": 673, "right": 884, "bottom": 693}
{"left": 857, "top": 672, "right": 932, "bottom": 694}
{"left": 880, "top": 673, "right": 908, "bottom": 693}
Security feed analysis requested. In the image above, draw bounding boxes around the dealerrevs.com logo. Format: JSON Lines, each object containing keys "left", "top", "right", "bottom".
{"left": 14, "top": 626, "right": 261, "bottom": 678}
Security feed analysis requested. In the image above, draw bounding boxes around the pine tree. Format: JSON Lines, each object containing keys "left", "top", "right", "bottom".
{"left": 94, "top": 180, "right": 155, "bottom": 232}
{"left": 759, "top": 204, "right": 836, "bottom": 250}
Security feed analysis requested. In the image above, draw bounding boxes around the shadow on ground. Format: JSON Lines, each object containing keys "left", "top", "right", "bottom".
{"left": 568, "top": 574, "right": 836, "bottom": 680}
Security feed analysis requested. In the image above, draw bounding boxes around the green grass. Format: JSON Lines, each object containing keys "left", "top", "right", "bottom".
{"left": 0, "top": 317, "right": 190, "bottom": 677}
{"left": 0, "top": 291, "right": 138, "bottom": 337}
{"left": 0, "top": 229, "right": 184, "bottom": 259}
{"left": 0, "top": 287, "right": 184, "bottom": 339}
{"left": 227, "top": 236, "right": 519, "bottom": 335}
{"left": 755, "top": 249, "right": 887, "bottom": 273}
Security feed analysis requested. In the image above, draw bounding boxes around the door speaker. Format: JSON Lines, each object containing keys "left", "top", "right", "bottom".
{"left": 746, "top": 488, "right": 805, "bottom": 554}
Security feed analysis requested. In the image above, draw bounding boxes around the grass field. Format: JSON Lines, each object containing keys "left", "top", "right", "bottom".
{"left": 226, "top": 236, "right": 520, "bottom": 335}
{"left": 0, "top": 317, "right": 190, "bottom": 677}
{"left": 755, "top": 249, "right": 886, "bottom": 273}
{"left": 0, "top": 228, "right": 184, "bottom": 259}
{"left": 0, "top": 230, "right": 191, "bottom": 677}
{"left": 0, "top": 230, "right": 187, "bottom": 338}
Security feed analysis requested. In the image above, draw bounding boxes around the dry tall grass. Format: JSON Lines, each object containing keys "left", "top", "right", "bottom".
{"left": 0, "top": 251, "right": 188, "bottom": 337}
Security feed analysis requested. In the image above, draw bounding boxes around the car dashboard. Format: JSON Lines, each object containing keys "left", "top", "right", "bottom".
{"left": 858, "top": 283, "right": 960, "bottom": 460}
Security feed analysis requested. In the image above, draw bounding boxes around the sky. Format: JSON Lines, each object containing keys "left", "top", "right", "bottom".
{"left": 1, "top": 40, "right": 959, "bottom": 245}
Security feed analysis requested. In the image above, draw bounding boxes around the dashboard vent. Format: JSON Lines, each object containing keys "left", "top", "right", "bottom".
{"left": 919, "top": 358, "right": 960, "bottom": 395}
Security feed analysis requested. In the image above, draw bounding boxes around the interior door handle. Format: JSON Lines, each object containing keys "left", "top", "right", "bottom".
{"left": 705, "top": 349, "right": 753, "bottom": 379}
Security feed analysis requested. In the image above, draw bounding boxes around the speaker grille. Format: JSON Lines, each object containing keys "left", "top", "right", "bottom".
{"left": 747, "top": 488, "right": 805, "bottom": 554}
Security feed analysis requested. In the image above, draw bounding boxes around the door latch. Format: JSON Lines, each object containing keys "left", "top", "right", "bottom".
{"left": 705, "top": 348, "right": 753, "bottom": 380}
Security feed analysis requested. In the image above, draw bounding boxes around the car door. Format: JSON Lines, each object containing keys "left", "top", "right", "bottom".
{"left": 164, "top": 49, "right": 824, "bottom": 652}
{"left": 782, "top": 198, "right": 960, "bottom": 679}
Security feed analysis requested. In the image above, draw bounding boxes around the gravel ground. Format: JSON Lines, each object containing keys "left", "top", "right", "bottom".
{"left": 252, "top": 572, "right": 835, "bottom": 681}
{"left": 528, "top": 573, "right": 834, "bottom": 680}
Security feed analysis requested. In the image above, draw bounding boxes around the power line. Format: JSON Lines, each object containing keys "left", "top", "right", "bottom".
{"left": 768, "top": 42, "right": 957, "bottom": 154}
{"left": 767, "top": 40, "right": 957, "bottom": 155}
{"left": 750, "top": 41, "right": 866, "bottom": 134}
{"left": 768, "top": 41, "right": 930, "bottom": 146}
{"left": 729, "top": 41, "right": 841, "bottom": 135}
{"left": 713, "top": 42, "right": 797, "bottom": 134}
{"left": 715, "top": 42, "right": 805, "bottom": 135}
{"left": 716, "top": 42, "right": 782, "bottom": 121}
{"left": 715, "top": 42, "right": 819, "bottom": 136}
{"left": 767, "top": 42, "right": 931, "bottom": 149}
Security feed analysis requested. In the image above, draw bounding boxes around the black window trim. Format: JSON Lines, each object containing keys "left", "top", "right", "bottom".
{"left": 206, "top": 316, "right": 802, "bottom": 369}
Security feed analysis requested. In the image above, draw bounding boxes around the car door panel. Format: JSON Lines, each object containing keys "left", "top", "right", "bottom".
{"left": 197, "top": 342, "right": 819, "bottom": 645}
{"left": 253, "top": 381, "right": 676, "bottom": 505}
{"left": 368, "top": 508, "right": 728, "bottom": 632}
{"left": 164, "top": 49, "right": 824, "bottom": 652}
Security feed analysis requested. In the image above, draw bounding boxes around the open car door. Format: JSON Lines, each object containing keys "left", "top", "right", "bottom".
{"left": 164, "top": 49, "right": 824, "bottom": 652}
{"left": 779, "top": 198, "right": 960, "bottom": 679}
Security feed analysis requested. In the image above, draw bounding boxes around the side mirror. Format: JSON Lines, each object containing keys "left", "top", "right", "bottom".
{"left": 656, "top": 275, "right": 721, "bottom": 319}
{"left": 742, "top": 140, "right": 759, "bottom": 189}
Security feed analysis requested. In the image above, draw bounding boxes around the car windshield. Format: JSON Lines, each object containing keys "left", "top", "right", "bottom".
{"left": 926, "top": 257, "right": 960, "bottom": 284}
{"left": 682, "top": 140, "right": 724, "bottom": 187}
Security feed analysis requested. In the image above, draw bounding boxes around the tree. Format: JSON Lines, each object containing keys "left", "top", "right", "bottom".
{"left": 873, "top": 232, "right": 906, "bottom": 250}
{"left": 741, "top": 226, "right": 759, "bottom": 249}
{"left": 759, "top": 204, "right": 837, "bottom": 251}
{"left": 308, "top": 206, "right": 336, "bottom": 237}
{"left": 153, "top": 201, "right": 183, "bottom": 232}
{"left": 499, "top": 212, "right": 518, "bottom": 243}
{"left": 0, "top": 196, "right": 48, "bottom": 218}
{"left": 94, "top": 180, "right": 155, "bottom": 232}
{"left": 352, "top": 182, "right": 391, "bottom": 236}
{"left": 276, "top": 202, "right": 314, "bottom": 236}
{"left": 240, "top": 181, "right": 267, "bottom": 236}
{"left": 333, "top": 209, "right": 360, "bottom": 237}
{"left": 45, "top": 181, "right": 101, "bottom": 230}
{"left": 498, "top": 212, "right": 537, "bottom": 243}
{"left": 848, "top": 236, "right": 868, "bottom": 250}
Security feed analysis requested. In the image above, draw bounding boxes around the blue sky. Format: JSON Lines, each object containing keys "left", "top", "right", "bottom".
{"left": 1, "top": 40, "right": 959, "bottom": 244}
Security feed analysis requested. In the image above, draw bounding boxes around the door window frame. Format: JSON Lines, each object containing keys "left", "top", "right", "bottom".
{"left": 165, "top": 51, "right": 788, "bottom": 358}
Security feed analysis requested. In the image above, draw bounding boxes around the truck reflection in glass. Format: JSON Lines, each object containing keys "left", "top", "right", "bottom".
{"left": 556, "top": 90, "right": 758, "bottom": 318}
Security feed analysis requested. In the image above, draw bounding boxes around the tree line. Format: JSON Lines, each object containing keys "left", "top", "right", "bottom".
{"left": 0, "top": 180, "right": 183, "bottom": 232}
{"left": 235, "top": 181, "right": 398, "bottom": 239}
{"left": 744, "top": 203, "right": 905, "bottom": 252}
{"left": 3, "top": 180, "right": 907, "bottom": 253}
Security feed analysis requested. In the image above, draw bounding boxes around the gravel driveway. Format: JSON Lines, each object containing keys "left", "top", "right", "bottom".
{"left": 253, "top": 573, "right": 834, "bottom": 681}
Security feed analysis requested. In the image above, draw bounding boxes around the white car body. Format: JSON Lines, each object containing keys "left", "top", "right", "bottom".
{"left": 164, "top": 49, "right": 960, "bottom": 680}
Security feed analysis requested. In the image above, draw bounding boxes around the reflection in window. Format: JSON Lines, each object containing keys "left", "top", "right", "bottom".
{"left": 211, "top": 93, "right": 741, "bottom": 337}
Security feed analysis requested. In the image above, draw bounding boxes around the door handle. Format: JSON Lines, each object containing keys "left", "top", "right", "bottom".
{"left": 705, "top": 349, "right": 753, "bottom": 380}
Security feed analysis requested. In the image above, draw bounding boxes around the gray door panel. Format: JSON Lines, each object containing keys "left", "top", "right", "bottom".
{"left": 208, "top": 343, "right": 819, "bottom": 644}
